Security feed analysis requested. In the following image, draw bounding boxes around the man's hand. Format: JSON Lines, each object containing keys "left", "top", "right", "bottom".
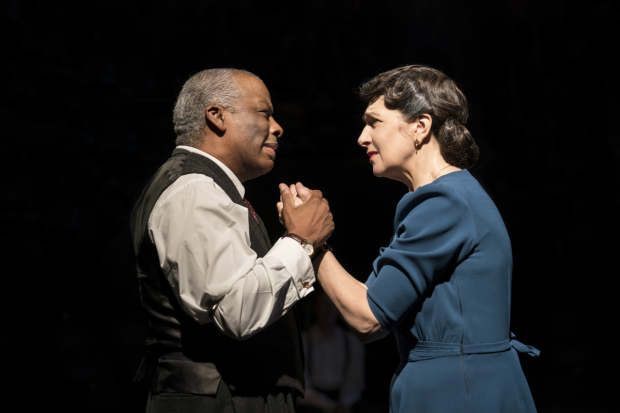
{"left": 277, "top": 183, "right": 313, "bottom": 225}
{"left": 278, "top": 182, "right": 334, "bottom": 247}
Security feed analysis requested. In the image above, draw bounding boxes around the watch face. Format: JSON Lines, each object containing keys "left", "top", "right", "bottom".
{"left": 303, "top": 243, "right": 314, "bottom": 256}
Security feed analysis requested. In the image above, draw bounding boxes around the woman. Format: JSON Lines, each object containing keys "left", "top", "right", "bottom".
{"left": 279, "top": 65, "right": 539, "bottom": 412}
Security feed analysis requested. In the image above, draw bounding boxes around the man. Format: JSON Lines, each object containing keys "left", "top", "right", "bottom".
{"left": 130, "top": 69, "right": 334, "bottom": 413}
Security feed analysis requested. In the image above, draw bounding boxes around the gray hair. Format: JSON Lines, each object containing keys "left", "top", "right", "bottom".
{"left": 173, "top": 68, "right": 260, "bottom": 147}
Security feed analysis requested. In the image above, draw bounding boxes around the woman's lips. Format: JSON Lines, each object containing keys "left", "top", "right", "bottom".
{"left": 368, "top": 151, "right": 378, "bottom": 161}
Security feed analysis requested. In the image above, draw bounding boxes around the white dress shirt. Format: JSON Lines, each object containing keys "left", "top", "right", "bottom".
{"left": 148, "top": 145, "right": 315, "bottom": 340}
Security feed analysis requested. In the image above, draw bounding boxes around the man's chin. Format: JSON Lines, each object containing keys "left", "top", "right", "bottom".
{"left": 249, "top": 161, "right": 275, "bottom": 180}
{"left": 262, "top": 161, "right": 275, "bottom": 174}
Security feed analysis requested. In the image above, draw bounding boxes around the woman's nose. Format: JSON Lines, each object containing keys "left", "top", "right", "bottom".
{"left": 358, "top": 126, "right": 371, "bottom": 147}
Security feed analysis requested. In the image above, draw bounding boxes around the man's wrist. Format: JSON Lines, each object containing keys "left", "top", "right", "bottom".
{"left": 283, "top": 233, "right": 315, "bottom": 258}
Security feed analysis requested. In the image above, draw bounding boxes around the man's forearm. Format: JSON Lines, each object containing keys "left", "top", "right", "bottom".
{"left": 210, "top": 238, "right": 315, "bottom": 340}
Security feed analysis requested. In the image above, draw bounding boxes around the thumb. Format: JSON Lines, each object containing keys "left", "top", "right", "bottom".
{"left": 279, "top": 183, "right": 295, "bottom": 208}
{"left": 296, "top": 182, "right": 312, "bottom": 202}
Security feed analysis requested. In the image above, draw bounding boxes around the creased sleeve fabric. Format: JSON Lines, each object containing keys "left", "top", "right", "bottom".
{"left": 366, "top": 183, "right": 477, "bottom": 331}
{"left": 148, "top": 174, "right": 315, "bottom": 340}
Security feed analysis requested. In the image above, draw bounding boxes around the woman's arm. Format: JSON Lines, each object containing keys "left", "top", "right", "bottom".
{"left": 278, "top": 182, "right": 388, "bottom": 343}
{"left": 313, "top": 251, "right": 389, "bottom": 343}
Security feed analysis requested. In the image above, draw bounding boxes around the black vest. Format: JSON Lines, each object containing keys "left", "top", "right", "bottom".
{"left": 130, "top": 148, "right": 305, "bottom": 395}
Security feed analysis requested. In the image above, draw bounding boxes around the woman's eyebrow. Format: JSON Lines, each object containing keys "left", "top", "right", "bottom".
{"left": 362, "top": 111, "right": 380, "bottom": 123}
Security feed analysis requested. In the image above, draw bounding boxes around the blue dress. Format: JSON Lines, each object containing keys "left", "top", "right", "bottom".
{"left": 365, "top": 170, "right": 539, "bottom": 413}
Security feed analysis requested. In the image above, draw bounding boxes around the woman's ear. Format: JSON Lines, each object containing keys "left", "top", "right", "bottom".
{"left": 414, "top": 114, "right": 433, "bottom": 142}
{"left": 205, "top": 105, "right": 227, "bottom": 136}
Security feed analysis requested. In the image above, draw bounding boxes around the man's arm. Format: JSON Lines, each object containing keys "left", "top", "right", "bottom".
{"left": 149, "top": 174, "right": 327, "bottom": 340}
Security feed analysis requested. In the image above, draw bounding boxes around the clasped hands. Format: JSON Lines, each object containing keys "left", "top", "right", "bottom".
{"left": 277, "top": 182, "right": 334, "bottom": 248}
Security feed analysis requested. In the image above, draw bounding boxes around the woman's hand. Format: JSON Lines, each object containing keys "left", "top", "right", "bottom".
{"left": 277, "top": 183, "right": 312, "bottom": 226}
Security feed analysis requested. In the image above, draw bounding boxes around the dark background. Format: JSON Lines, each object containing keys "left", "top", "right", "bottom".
{"left": 2, "top": 0, "right": 617, "bottom": 411}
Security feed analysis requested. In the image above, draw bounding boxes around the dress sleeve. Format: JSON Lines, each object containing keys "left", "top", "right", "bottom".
{"left": 365, "top": 269, "right": 378, "bottom": 288}
{"left": 366, "top": 184, "right": 476, "bottom": 331}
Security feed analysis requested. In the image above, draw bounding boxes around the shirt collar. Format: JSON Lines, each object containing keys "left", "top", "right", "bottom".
{"left": 176, "top": 145, "right": 245, "bottom": 198}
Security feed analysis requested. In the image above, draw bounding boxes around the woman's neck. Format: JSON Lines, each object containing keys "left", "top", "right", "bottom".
{"left": 402, "top": 147, "right": 460, "bottom": 191}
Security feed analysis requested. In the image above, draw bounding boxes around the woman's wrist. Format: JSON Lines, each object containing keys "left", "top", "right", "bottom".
{"left": 312, "top": 242, "right": 333, "bottom": 261}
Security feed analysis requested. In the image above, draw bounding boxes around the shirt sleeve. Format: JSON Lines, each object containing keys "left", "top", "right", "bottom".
{"left": 367, "top": 184, "right": 477, "bottom": 331}
{"left": 149, "top": 174, "right": 315, "bottom": 340}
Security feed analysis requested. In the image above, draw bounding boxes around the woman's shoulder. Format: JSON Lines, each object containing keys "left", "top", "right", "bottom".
{"left": 395, "top": 173, "right": 472, "bottom": 225}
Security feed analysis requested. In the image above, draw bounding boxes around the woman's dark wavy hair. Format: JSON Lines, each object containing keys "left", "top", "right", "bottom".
{"left": 358, "top": 65, "right": 479, "bottom": 169}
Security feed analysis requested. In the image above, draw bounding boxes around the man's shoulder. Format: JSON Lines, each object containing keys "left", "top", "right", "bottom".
{"left": 156, "top": 174, "right": 225, "bottom": 207}
{"left": 149, "top": 174, "right": 231, "bottom": 221}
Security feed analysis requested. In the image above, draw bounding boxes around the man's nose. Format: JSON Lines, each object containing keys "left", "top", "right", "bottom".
{"left": 271, "top": 117, "right": 284, "bottom": 138}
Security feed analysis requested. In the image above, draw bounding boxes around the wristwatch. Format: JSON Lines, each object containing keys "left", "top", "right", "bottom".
{"left": 284, "top": 233, "right": 315, "bottom": 258}
{"left": 314, "top": 242, "right": 333, "bottom": 256}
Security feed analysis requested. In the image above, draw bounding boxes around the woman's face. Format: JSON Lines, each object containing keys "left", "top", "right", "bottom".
{"left": 358, "top": 96, "right": 416, "bottom": 180}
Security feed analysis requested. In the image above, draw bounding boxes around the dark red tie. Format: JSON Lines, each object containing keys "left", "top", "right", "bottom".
{"left": 243, "top": 198, "right": 258, "bottom": 223}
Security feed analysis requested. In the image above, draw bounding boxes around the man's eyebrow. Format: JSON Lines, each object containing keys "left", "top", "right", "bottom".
{"left": 258, "top": 101, "right": 274, "bottom": 113}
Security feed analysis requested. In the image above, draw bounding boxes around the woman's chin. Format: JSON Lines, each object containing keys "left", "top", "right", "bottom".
{"left": 372, "top": 165, "right": 385, "bottom": 177}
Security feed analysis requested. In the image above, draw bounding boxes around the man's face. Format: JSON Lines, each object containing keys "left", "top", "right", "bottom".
{"left": 227, "top": 76, "right": 283, "bottom": 182}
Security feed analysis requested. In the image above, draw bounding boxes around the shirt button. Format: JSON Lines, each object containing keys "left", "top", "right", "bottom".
{"left": 302, "top": 281, "right": 310, "bottom": 288}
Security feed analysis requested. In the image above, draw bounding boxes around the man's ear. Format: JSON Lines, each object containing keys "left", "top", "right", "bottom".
{"left": 205, "top": 105, "right": 227, "bottom": 136}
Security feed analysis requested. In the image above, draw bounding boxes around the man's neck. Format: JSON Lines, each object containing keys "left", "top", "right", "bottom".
{"left": 177, "top": 145, "right": 246, "bottom": 197}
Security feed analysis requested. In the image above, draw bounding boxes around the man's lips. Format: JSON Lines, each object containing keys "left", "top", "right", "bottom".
{"left": 368, "top": 151, "right": 378, "bottom": 161}
{"left": 263, "top": 143, "right": 278, "bottom": 158}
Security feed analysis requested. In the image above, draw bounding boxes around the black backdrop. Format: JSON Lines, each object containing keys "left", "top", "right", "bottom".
{"left": 2, "top": 1, "right": 617, "bottom": 412}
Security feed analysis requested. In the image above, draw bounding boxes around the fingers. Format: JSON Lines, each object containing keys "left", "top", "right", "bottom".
{"left": 279, "top": 183, "right": 295, "bottom": 208}
{"left": 291, "top": 185, "right": 303, "bottom": 207}
{"left": 296, "top": 182, "right": 312, "bottom": 202}
{"left": 310, "top": 189, "right": 323, "bottom": 199}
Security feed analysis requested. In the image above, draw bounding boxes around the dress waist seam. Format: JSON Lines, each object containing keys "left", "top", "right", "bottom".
{"left": 402, "top": 333, "right": 540, "bottom": 362}
{"left": 403, "top": 339, "right": 511, "bottom": 362}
